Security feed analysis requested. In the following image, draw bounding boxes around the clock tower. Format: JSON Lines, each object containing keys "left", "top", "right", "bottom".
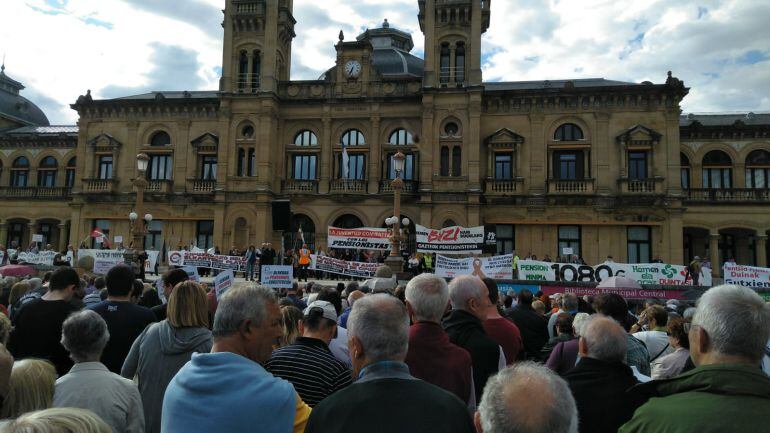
{"left": 220, "top": 0, "right": 296, "bottom": 94}
{"left": 418, "top": 0, "right": 490, "bottom": 88}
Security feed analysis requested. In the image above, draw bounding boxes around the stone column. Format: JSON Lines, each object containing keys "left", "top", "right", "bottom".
{"left": 369, "top": 115, "right": 381, "bottom": 193}
{"left": 756, "top": 235, "right": 768, "bottom": 268}
{"left": 319, "top": 117, "right": 332, "bottom": 194}
{"left": 27, "top": 220, "right": 39, "bottom": 248}
{"left": 58, "top": 222, "right": 68, "bottom": 252}
{"left": 709, "top": 232, "right": 720, "bottom": 279}
{"left": 0, "top": 222, "right": 7, "bottom": 247}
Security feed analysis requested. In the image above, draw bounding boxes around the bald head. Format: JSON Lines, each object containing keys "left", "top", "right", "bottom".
{"left": 477, "top": 362, "right": 577, "bottom": 433}
{"left": 347, "top": 290, "right": 364, "bottom": 306}
{"left": 579, "top": 316, "right": 627, "bottom": 363}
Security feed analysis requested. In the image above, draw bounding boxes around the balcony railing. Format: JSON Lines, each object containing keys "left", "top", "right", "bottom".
{"left": 0, "top": 187, "right": 72, "bottom": 199}
{"left": 330, "top": 179, "right": 367, "bottom": 193}
{"left": 484, "top": 178, "right": 521, "bottom": 195}
{"left": 236, "top": 73, "right": 260, "bottom": 94}
{"left": 188, "top": 179, "right": 216, "bottom": 194}
{"left": 618, "top": 177, "right": 663, "bottom": 194}
{"left": 146, "top": 180, "right": 172, "bottom": 193}
{"left": 83, "top": 179, "right": 116, "bottom": 193}
{"left": 282, "top": 179, "right": 319, "bottom": 193}
{"left": 379, "top": 180, "right": 419, "bottom": 194}
{"left": 547, "top": 179, "right": 595, "bottom": 194}
{"left": 685, "top": 188, "right": 770, "bottom": 203}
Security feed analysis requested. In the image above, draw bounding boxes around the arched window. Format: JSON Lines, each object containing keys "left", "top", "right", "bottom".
{"left": 440, "top": 43, "right": 450, "bottom": 84}
{"left": 702, "top": 150, "right": 732, "bottom": 189}
{"left": 238, "top": 50, "right": 248, "bottom": 91}
{"left": 452, "top": 147, "right": 462, "bottom": 177}
{"left": 150, "top": 131, "right": 171, "bottom": 146}
{"left": 455, "top": 42, "right": 465, "bottom": 84}
{"left": 10, "top": 156, "right": 29, "bottom": 187}
{"left": 333, "top": 214, "right": 364, "bottom": 229}
{"left": 388, "top": 129, "right": 413, "bottom": 145}
{"left": 442, "top": 219, "right": 457, "bottom": 228}
{"left": 554, "top": 123, "right": 584, "bottom": 141}
{"left": 341, "top": 129, "right": 365, "bottom": 146}
{"left": 241, "top": 124, "right": 255, "bottom": 138}
{"left": 680, "top": 153, "right": 690, "bottom": 190}
{"left": 285, "top": 214, "right": 316, "bottom": 250}
{"left": 293, "top": 130, "right": 318, "bottom": 146}
{"left": 37, "top": 156, "right": 58, "bottom": 187}
{"left": 745, "top": 149, "right": 770, "bottom": 189}
{"left": 444, "top": 122, "right": 459, "bottom": 136}
{"left": 251, "top": 50, "right": 261, "bottom": 91}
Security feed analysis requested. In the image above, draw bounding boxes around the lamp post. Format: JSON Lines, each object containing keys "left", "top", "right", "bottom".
{"left": 385, "top": 151, "right": 406, "bottom": 274}
{"left": 124, "top": 153, "right": 151, "bottom": 276}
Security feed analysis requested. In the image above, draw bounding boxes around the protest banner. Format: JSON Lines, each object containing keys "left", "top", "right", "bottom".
{"left": 309, "top": 254, "right": 380, "bottom": 278}
{"left": 32, "top": 234, "right": 44, "bottom": 243}
{"left": 78, "top": 249, "right": 159, "bottom": 273}
{"left": 16, "top": 251, "right": 57, "bottom": 266}
{"left": 182, "top": 266, "right": 201, "bottom": 282}
{"left": 723, "top": 263, "right": 770, "bottom": 289}
{"left": 518, "top": 259, "right": 712, "bottom": 286}
{"left": 166, "top": 251, "right": 247, "bottom": 272}
{"left": 214, "top": 270, "right": 235, "bottom": 299}
{"left": 156, "top": 278, "right": 166, "bottom": 304}
{"left": 435, "top": 254, "right": 514, "bottom": 279}
{"left": 539, "top": 285, "right": 690, "bottom": 301}
{"left": 93, "top": 259, "right": 116, "bottom": 275}
{"left": 327, "top": 226, "right": 391, "bottom": 250}
{"left": 415, "top": 224, "right": 485, "bottom": 254}
{"left": 261, "top": 265, "right": 293, "bottom": 288}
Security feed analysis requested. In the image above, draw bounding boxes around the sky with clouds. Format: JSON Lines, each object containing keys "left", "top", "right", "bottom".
{"left": 1, "top": 0, "right": 769, "bottom": 124}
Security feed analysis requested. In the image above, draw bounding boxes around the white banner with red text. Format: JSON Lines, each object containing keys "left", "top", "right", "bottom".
{"left": 415, "top": 224, "right": 485, "bottom": 254}
{"left": 435, "top": 254, "right": 514, "bottom": 279}
{"left": 309, "top": 254, "right": 380, "bottom": 278}
{"left": 327, "top": 226, "right": 391, "bottom": 250}
{"left": 167, "top": 251, "right": 248, "bottom": 272}
{"left": 78, "top": 249, "right": 160, "bottom": 274}
{"left": 517, "top": 259, "right": 712, "bottom": 286}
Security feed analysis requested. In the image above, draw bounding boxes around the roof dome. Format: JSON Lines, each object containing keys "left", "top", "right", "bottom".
{"left": 0, "top": 65, "right": 50, "bottom": 127}
{"left": 357, "top": 19, "right": 424, "bottom": 78}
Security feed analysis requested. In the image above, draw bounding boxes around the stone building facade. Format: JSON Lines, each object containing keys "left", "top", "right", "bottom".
{"left": 1, "top": 0, "right": 769, "bottom": 277}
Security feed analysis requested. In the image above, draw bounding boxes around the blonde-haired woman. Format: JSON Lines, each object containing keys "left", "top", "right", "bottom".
{"left": 278, "top": 305, "right": 304, "bottom": 348}
{"left": 0, "top": 359, "right": 56, "bottom": 420}
{"left": 121, "top": 281, "right": 213, "bottom": 433}
{"left": 4, "top": 407, "right": 111, "bottom": 433}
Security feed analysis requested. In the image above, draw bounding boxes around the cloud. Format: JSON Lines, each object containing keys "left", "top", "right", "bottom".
{"left": 100, "top": 44, "right": 207, "bottom": 99}
{"left": 2, "top": 0, "right": 770, "bottom": 124}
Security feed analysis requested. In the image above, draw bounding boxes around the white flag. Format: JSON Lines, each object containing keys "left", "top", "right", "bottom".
{"left": 341, "top": 142, "right": 350, "bottom": 179}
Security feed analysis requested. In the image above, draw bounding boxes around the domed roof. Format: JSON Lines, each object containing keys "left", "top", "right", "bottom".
{"left": 359, "top": 19, "right": 424, "bottom": 78}
{"left": 0, "top": 65, "right": 50, "bottom": 127}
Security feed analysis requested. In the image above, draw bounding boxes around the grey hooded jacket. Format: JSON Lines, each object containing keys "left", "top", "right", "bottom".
{"left": 122, "top": 320, "right": 212, "bottom": 433}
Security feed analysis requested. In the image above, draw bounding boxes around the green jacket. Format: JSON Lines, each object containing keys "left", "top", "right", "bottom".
{"left": 619, "top": 363, "right": 770, "bottom": 433}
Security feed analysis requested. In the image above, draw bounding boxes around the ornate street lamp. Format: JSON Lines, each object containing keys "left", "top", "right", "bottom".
{"left": 124, "top": 153, "right": 150, "bottom": 277}
{"left": 385, "top": 151, "right": 407, "bottom": 273}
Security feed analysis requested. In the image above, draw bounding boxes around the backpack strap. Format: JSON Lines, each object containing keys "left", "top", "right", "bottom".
{"left": 650, "top": 343, "right": 670, "bottom": 362}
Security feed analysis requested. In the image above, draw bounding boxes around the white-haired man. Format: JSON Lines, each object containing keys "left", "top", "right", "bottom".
{"left": 620, "top": 285, "right": 770, "bottom": 432}
{"left": 404, "top": 274, "right": 474, "bottom": 407}
{"left": 443, "top": 275, "right": 505, "bottom": 402}
{"left": 476, "top": 362, "right": 578, "bottom": 433}
{"left": 306, "top": 294, "right": 474, "bottom": 433}
{"left": 162, "top": 285, "right": 311, "bottom": 433}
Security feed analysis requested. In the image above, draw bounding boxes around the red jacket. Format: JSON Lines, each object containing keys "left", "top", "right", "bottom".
{"left": 404, "top": 321, "right": 472, "bottom": 404}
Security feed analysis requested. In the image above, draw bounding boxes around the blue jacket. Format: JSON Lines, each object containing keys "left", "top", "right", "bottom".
{"left": 162, "top": 352, "right": 296, "bottom": 433}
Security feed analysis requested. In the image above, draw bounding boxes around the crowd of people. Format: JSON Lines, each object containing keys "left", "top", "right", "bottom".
{"left": 0, "top": 262, "right": 767, "bottom": 433}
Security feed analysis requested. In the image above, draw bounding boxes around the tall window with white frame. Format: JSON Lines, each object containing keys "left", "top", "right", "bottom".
{"left": 291, "top": 130, "right": 318, "bottom": 181}
{"left": 495, "top": 153, "right": 514, "bottom": 180}
{"left": 97, "top": 155, "right": 113, "bottom": 180}
{"left": 558, "top": 225, "right": 581, "bottom": 259}
{"left": 339, "top": 129, "right": 366, "bottom": 180}
{"left": 627, "top": 226, "right": 651, "bottom": 263}
{"left": 680, "top": 153, "right": 690, "bottom": 189}
{"left": 148, "top": 131, "right": 173, "bottom": 181}
{"left": 745, "top": 149, "right": 770, "bottom": 189}
{"left": 200, "top": 155, "right": 217, "bottom": 180}
{"left": 65, "top": 157, "right": 76, "bottom": 187}
{"left": 10, "top": 157, "right": 29, "bottom": 187}
{"left": 37, "top": 156, "right": 58, "bottom": 187}
{"left": 455, "top": 42, "right": 465, "bottom": 84}
{"left": 196, "top": 221, "right": 214, "bottom": 250}
{"left": 628, "top": 151, "right": 648, "bottom": 180}
{"left": 496, "top": 225, "right": 515, "bottom": 255}
{"left": 702, "top": 150, "right": 732, "bottom": 189}
{"left": 439, "top": 43, "right": 450, "bottom": 84}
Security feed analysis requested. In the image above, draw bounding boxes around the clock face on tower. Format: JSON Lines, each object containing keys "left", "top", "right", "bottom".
{"left": 344, "top": 60, "right": 362, "bottom": 79}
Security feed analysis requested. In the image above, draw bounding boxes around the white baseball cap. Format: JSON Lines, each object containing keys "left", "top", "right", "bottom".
{"left": 303, "top": 300, "right": 338, "bottom": 322}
